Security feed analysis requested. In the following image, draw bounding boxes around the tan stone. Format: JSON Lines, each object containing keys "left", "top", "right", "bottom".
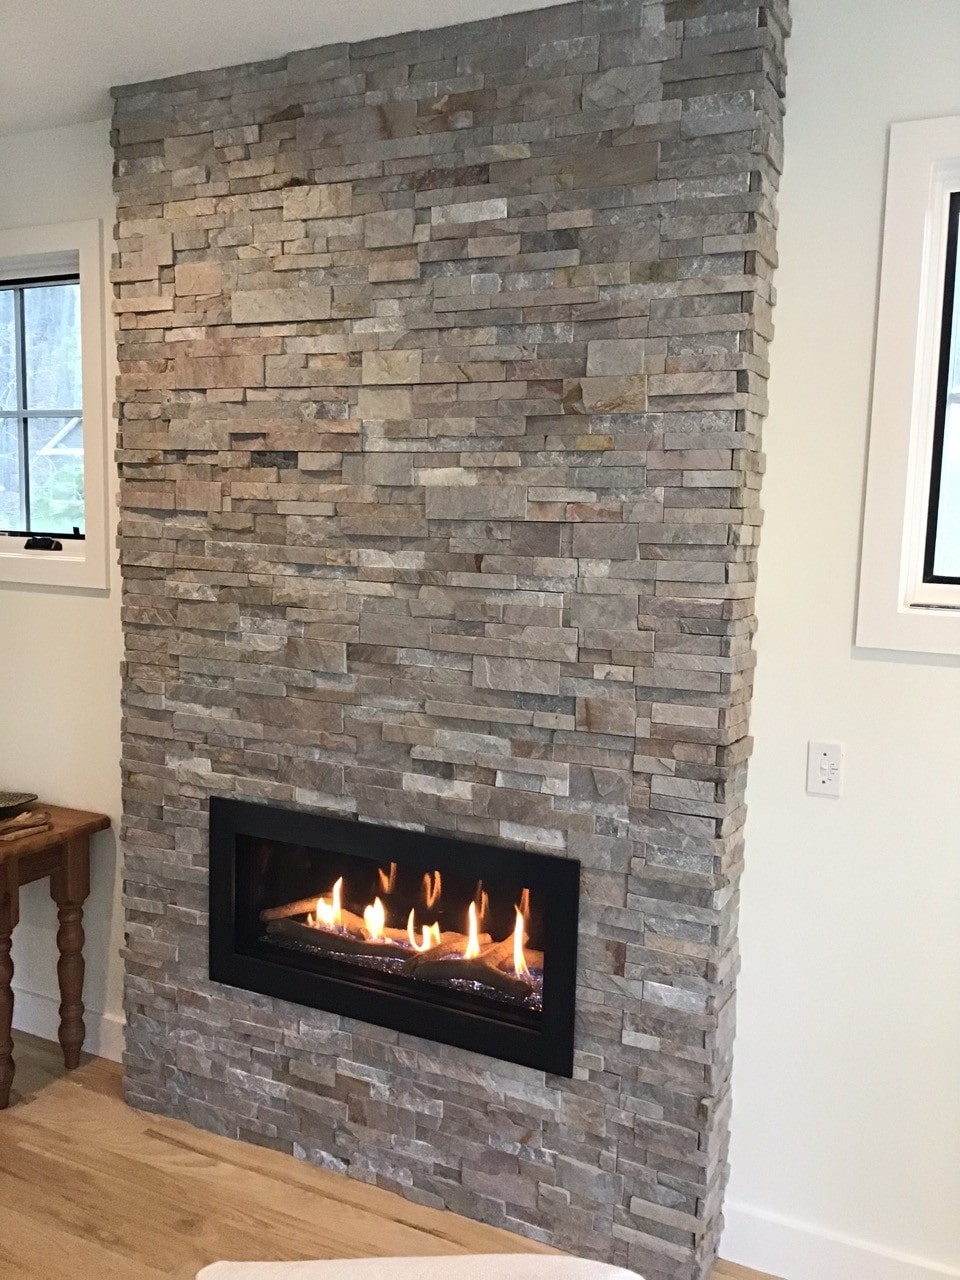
{"left": 361, "top": 349, "right": 422, "bottom": 385}
{"left": 573, "top": 376, "right": 649, "bottom": 414}
{"left": 174, "top": 354, "right": 265, "bottom": 388}
{"left": 174, "top": 263, "right": 224, "bottom": 296}
{"left": 231, "top": 288, "right": 332, "bottom": 324}
{"left": 357, "top": 387, "right": 413, "bottom": 419}
{"left": 175, "top": 480, "right": 223, "bottom": 512}
{"left": 368, "top": 256, "right": 421, "bottom": 283}
{"left": 576, "top": 696, "right": 637, "bottom": 738}
{"left": 113, "top": 294, "right": 175, "bottom": 314}
{"left": 283, "top": 183, "right": 353, "bottom": 220}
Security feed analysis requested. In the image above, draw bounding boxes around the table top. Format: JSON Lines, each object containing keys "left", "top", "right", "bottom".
{"left": 0, "top": 804, "right": 111, "bottom": 862}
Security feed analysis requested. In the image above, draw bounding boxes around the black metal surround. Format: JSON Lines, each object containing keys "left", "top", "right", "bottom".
{"left": 209, "top": 797, "right": 580, "bottom": 1076}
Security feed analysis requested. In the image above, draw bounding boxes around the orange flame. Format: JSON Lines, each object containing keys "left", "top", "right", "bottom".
{"left": 423, "top": 870, "right": 442, "bottom": 909}
{"left": 378, "top": 863, "right": 397, "bottom": 895}
{"left": 464, "top": 901, "right": 481, "bottom": 960}
{"left": 406, "top": 909, "right": 441, "bottom": 953}
{"left": 315, "top": 877, "right": 343, "bottom": 930}
{"left": 513, "top": 907, "right": 529, "bottom": 978}
{"left": 363, "top": 897, "right": 386, "bottom": 941}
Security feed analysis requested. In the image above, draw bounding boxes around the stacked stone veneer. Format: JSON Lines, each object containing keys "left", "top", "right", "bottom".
{"left": 112, "top": 3, "right": 788, "bottom": 1277}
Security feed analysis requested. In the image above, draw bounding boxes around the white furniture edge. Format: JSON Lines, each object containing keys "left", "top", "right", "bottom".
{"left": 197, "top": 1260, "right": 639, "bottom": 1280}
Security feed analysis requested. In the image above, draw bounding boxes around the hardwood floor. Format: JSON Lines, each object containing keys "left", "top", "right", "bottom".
{"left": 0, "top": 1034, "right": 777, "bottom": 1280}
{"left": 712, "top": 1267, "right": 776, "bottom": 1280}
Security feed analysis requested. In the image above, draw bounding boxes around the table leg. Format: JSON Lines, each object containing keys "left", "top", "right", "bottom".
{"left": 50, "top": 836, "right": 90, "bottom": 1071}
{"left": 0, "top": 877, "right": 16, "bottom": 1109}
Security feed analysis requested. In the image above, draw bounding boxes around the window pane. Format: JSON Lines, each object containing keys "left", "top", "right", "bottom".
{"left": 0, "top": 290, "right": 16, "bottom": 411}
{"left": 928, "top": 194, "right": 960, "bottom": 582}
{"left": 0, "top": 418, "right": 23, "bottom": 529}
{"left": 932, "top": 400, "right": 960, "bottom": 577}
{"left": 23, "top": 282, "right": 82, "bottom": 411}
{"left": 27, "top": 417, "right": 84, "bottom": 533}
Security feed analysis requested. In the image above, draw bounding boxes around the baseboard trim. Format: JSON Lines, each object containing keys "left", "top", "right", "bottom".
{"left": 723, "top": 1201, "right": 960, "bottom": 1280}
{"left": 11, "top": 985, "right": 124, "bottom": 1063}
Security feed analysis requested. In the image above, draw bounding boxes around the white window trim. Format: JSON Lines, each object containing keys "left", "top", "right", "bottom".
{"left": 858, "top": 116, "right": 960, "bottom": 656}
{"left": 0, "top": 219, "right": 108, "bottom": 591}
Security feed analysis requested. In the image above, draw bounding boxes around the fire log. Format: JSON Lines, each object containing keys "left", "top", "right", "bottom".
{"left": 259, "top": 900, "right": 409, "bottom": 943}
{"left": 504, "top": 948, "right": 543, "bottom": 972}
{"left": 266, "top": 917, "right": 410, "bottom": 961}
{"left": 260, "top": 897, "right": 320, "bottom": 923}
{"left": 403, "top": 931, "right": 492, "bottom": 971}
{"left": 406, "top": 954, "right": 533, "bottom": 997}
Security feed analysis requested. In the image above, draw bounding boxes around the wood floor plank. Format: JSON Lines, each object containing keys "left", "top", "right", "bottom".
{"left": 713, "top": 1264, "right": 782, "bottom": 1279}
{"left": 0, "top": 1034, "right": 777, "bottom": 1280}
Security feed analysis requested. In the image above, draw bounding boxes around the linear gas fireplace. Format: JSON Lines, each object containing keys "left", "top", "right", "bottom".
{"left": 209, "top": 798, "right": 580, "bottom": 1075}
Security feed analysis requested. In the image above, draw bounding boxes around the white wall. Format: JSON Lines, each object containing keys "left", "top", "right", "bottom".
{"left": 725, "top": 2, "right": 960, "bottom": 1277}
{"left": 0, "top": 120, "right": 123, "bottom": 1061}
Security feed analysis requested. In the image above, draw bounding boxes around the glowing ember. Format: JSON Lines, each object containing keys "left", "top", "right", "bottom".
{"left": 464, "top": 901, "right": 481, "bottom": 960}
{"left": 406, "top": 909, "right": 441, "bottom": 953}
{"left": 363, "top": 897, "right": 386, "bottom": 941}
{"left": 423, "top": 870, "right": 442, "bottom": 909}
{"left": 513, "top": 907, "right": 529, "bottom": 978}
{"left": 315, "top": 877, "right": 343, "bottom": 930}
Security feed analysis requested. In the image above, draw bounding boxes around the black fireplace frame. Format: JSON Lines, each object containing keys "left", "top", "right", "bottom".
{"left": 209, "top": 797, "right": 579, "bottom": 1076}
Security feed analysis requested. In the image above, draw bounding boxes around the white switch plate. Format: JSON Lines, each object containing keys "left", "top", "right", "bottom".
{"left": 807, "top": 741, "right": 843, "bottom": 797}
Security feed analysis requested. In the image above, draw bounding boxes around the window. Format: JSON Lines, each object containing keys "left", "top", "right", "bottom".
{"left": 0, "top": 220, "right": 107, "bottom": 590}
{"left": 925, "top": 191, "right": 960, "bottom": 583}
{"left": 858, "top": 117, "right": 960, "bottom": 655}
{"left": 0, "top": 276, "right": 85, "bottom": 539}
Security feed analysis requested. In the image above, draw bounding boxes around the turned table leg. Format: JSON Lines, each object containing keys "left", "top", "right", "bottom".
{"left": 0, "top": 870, "right": 18, "bottom": 1109}
{"left": 50, "top": 836, "right": 90, "bottom": 1071}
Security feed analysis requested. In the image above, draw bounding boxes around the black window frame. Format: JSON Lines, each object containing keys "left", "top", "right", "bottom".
{"left": 923, "top": 189, "right": 960, "bottom": 585}
{"left": 0, "top": 272, "right": 85, "bottom": 541}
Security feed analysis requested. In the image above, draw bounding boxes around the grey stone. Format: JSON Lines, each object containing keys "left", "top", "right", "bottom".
{"left": 472, "top": 657, "right": 560, "bottom": 695}
{"left": 112, "top": 5, "right": 789, "bottom": 1278}
{"left": 364, "top": 209, "right": 417, "bottom": 248}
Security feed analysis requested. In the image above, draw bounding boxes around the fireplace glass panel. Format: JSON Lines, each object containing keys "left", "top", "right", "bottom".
{"left": 210, "top": 799, "right": 579, "bottom": 1075}
{"left": 236, "top": 834, "right": 544, "bottom": 1028}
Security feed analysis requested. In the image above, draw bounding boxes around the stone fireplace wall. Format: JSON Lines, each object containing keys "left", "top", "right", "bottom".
{"left": 112, "top": 4, "right": 788, "bottom": 1276}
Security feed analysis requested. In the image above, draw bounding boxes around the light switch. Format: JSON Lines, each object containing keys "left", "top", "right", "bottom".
{"left": 806, "top": 741, "right": 843, "bottom": 797}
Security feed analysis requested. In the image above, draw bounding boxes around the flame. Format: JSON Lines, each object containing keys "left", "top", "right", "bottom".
{"left": 513, "top": 907, "right": 529, "bottom": 978}
{"left": 378, "top": 862, "right": 397, "bottom": 895}
{"left": 315, "top": 877, "right": 343, "bottom": 930}
{"left": 363, "top": 896, "right": 386, "bottom": 941}
{"left": 407, "top": 909, "right": 441, "bottom": 953}
{"left": 464, "top": 901, "right": 481, "bottom": 960}
{"left": 423, "top": 870, "right": 442, "bottom": 909}
{"left": 519, "top": 887, "right": 530, "bottom": 918}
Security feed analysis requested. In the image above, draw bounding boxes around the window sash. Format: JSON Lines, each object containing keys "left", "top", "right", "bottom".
{"left": 856, "top": 116, "right": 960, "bottom": 655}
{"left": 0, "top": 274, "right": 83, "bottom": 537}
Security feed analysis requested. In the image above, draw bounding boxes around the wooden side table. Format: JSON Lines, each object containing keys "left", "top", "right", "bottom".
{"left": 0, "top": 804, "right": 110, "bottom": 1109}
